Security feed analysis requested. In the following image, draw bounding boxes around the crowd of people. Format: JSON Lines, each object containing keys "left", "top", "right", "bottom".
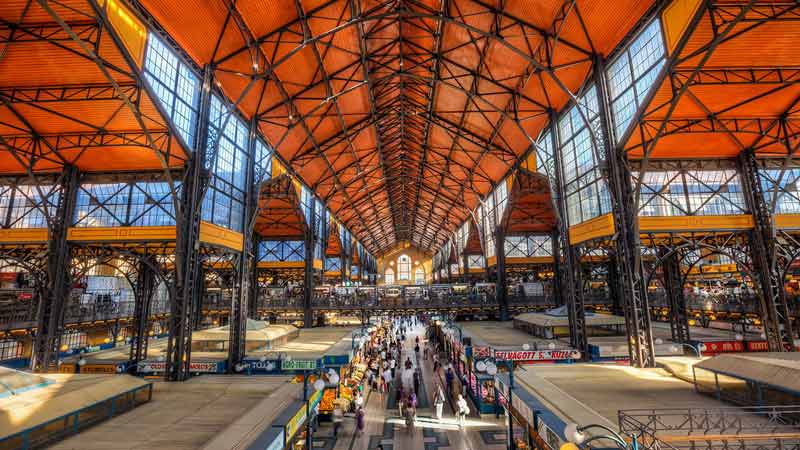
{"left": 333, "top": 313, "right": 472, "bottom": 442}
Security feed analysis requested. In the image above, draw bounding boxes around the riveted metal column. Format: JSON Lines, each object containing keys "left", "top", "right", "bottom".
{"left": 606, "top": 260, "right": 622, "bottom": 316}
{"left": 130, "top": 256, "right": 157, "bottom": 373}
{"left": 248, "top": 236, "right": 261, "bottom": 318}
{"left": 462, "top": 250, "right": 470, "bottom": 283}
{"left": 341, "top": 242, "right": 348, "bottom": 285}
{"left": 166, "top": 67, "right": 211, "bottom": 381}
{"left": 738, "top": 150, "right": 794, "bottom": 351}
{"left": 549, "top": 111, "right": 588, "bottom": 355}
{"left": 228, "top": 118, "right": 259, "bottom": 370}
{"left": 594, "top": 56, "right": 655, "bottom": 367}
{"left": 551, "top": 229, "right": 563, "bottom": 307}
{"left": 31, "top": 166, "right": 79, "bottom": 372}
{"left": 660, "top": 248, "right": 690, "bottom": 344}
{"left": 303, "top": 197, "right": 317, "bottom": 328}
{"left": 191, "top": 265, "right": 205, "bottom": 330}
{"left": 496, "top": 225, "right": 509, "bottom": 320}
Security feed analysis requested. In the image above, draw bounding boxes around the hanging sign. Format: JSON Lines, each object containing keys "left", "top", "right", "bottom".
{"left": 493, "top": 350, "right": 581, "bottom": 362}
{"left": 282, "top": 359, "right": 318, "bottom": 371}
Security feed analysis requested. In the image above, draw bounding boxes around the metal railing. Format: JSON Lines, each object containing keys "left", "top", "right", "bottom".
{"left": 619, "top": 406, "right": 800, "bottom": 450}
{"left": 0, "top": 289, "right": 170, "bottom": 330}
{"left": 252, "top": 293, "right": 556, "bottom": 310}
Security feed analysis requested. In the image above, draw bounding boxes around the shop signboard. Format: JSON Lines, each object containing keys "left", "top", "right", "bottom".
{"left": 538, "top": 420, "right": 563, "bottom": 450}
{"left": 494, "top": 350, "right": 580, "bottom": 362}
{"left": 282, "top": 359, "right": 318, "bottom": 371}
{"left": 700, "top": 341, "right": 744, "bottom": 355}
{"left": 58, "top": 363, "right": 77, "bottom": 374}
{"left": 309, "top": 388, "right": 323, "bottom": 413}
{"left": 495, "top": 376, "right": 509, "bottom": 407}
{"left": 138, "top": 361, "right": 224, "bottom": 374}
{"left": 512, "top": 394, "right": 535, "bottom": 427}
{"left": 473, "top": 346, "right": 492, "bottom": 359}
{"left": 264, "top": 432, "right": 284, "bottom": 450}
{"left": 242, "top": 359, "right": 280, "bottom": 373}
{"left": 746, "top": 340, "right": 769, "bottom": 352}
{"left": 285, "top": 404, "right": 307, "bottom": 441}
{"left": 80, "top": 364, "right": 119, "bottom": 374}
{"left": 322, "top": 354, "right": 349, "bottom": 366}
{"left": 469, "top": 372, "right": 478, "bottom": 396}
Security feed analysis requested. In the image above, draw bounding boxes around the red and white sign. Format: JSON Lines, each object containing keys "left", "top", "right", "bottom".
{"left": 494, "top": 350, "right": 581, "bottom": 361}
{"left": 473, "top": 346, "right": 491, "bottom": 359}
{"left": 701, "top": 341, "right": 744, "bottom": 355}
{"left": 746, "top": 340, "right": 769, "bottom": 352}
{"left": 0, "top": 272, "right": 17, "bottom": 282}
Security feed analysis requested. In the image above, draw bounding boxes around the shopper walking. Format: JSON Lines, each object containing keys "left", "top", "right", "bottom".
{"left": 356, "top": 406, "right": 365, "bottom": 435}
{"left": 456, "top": 394, "right": 469, "bottom": 428}
{"left": 332, "top": 404, "right": 344, "bottom": 437}
{"left": 445, "top": 366, "right": 454, "bottom": 397}
{"left": 434, "top": 385, "right": 445, "bottom": 421}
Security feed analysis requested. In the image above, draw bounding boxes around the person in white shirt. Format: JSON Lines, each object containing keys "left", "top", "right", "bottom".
{"left": 383, "top": 367, "right": 393, "bottom": 392}
{"left": 433, "top": 385, "right": 445, "bottom": 421}
{"left": 354, "top": 391, "right": 364, "bottom": 410}
{"left": 456, "top": 394, "right": 469, "bottom": 427}
{"left": 389, "top": 358, "right": 396, "bottom": 378}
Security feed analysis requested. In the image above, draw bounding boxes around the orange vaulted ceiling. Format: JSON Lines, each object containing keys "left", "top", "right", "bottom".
{"left": 139, "top": 0, "right": 653, "bottom": 254}
{"left": 624, "top": 2, "right": 800, "bottom": 161}
{"left": 502, "top": 169, "right": 556, "bottom": 235}
{"left": 0, "top": 0, "right": 188, "bottom": 175}
{"left": 255, "top": 174, "right": 307, "bottom": 239}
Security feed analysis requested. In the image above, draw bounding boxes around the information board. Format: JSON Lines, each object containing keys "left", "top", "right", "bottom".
{"left": 494, "top": 350, "right": 580, "bottom": 361}
{"left": 282, "top": 359, "right": 318, "bottom": 371}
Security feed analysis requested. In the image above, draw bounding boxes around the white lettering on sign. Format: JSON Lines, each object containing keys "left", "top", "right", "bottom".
{"left": 493, "top": 350, "right": 580, "bottom": 361}
{"left": 139, "top": 361, "right": 221, "bottom": 373}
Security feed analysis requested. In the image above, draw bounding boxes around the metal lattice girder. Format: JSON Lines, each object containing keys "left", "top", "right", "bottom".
{"left": 658, "top": 247, "right": 690, "bottom": 344}
{"left": 671, "top": 67, "right": 800, "bottom": 86}
{"left": 303, "top": 196, "right": 317, "bottom": 328}
{"left": 546, "top": 103, "right": 588, "bottom": 355}
{"left": 738, "top": 150, "right": 795, "bottom": 351}
{"left": 0, "top": 83, "right": 139, "bottom": 103}
{"left": 0, "top": 20, "right": 100, "bottom": 45}
{"left": 31, "top": 166, "right": 78, "bottom": 372}
{"left": 130, "top": 255, "right": 158, "bottom": 372}
{"left": 592, "top": 52, "right": 656, "bottom": 367}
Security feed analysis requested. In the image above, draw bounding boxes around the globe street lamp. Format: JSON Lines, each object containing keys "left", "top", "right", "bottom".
{"left": 561, "top": 423, "right": 638, "bottom": 450}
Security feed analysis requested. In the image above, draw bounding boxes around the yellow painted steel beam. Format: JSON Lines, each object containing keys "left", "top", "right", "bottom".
{"left": 639, "top": 215, "right": 754, "bottom": 232}
{"left": 568, "top": 213, "right": 615, "bottom": 244}
{"left": 198, "top": 221, "right": 244, "bottom": 252}
{"left": 775, "top": 214, "right": 800, "bottom": 230}
{"left": 505, "top": 256, "right": 555, "bottom": 265}
{"left": 257, "top": 261, "right": 305, "bottom": 269}
{"left": 67, "top": 226, "right": 177, "bottom": 242}
{"left": 0, "top": 228, "right": 48, "bottom": 243}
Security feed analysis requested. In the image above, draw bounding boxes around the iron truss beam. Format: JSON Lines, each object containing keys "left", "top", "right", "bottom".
{"left": 672, "top": 67, "right": 800, "bottom": 86}
{"left": 0, "top": 83, "right": 139, "bottom": 103}
{"left": 209, "top": 0, "right": 600, "bottom": 254}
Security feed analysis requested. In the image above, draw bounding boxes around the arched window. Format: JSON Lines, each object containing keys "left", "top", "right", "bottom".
{"left": 414, "top": 267, "right": 425, "bottom": 285}
{"left": 397, "top": 254, "right": 411, "bottom": 281}
{"left": 384, "top": 267, "right": 395, "bottom": 285}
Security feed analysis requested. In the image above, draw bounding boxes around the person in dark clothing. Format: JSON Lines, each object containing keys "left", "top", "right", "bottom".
{"left": 445, "top": 367, "right": 454, "bottom": 397}
{"left": 413, "top": 370, "right": 420, "bottom": 395}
